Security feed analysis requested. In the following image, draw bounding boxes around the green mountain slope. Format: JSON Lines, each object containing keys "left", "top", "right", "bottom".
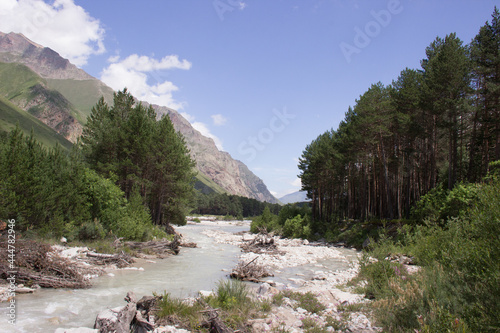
{"left": 0, "top": 62, "right": 83, "bottom": 141}
{"left": 0, "top": 96, "right": 73, "bottom": 150}
{"left": 46, "top": 78, "right": 114, "bottom": 123}
{"left": 194, "top": 172, "right": 227, "bottom": 194}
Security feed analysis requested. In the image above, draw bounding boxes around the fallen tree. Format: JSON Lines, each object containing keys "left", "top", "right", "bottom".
{"left": 241, "top": 230, "right": 279, "bottom": 254}
{"left": 86, "top": 252, "right": 134, "bottom": 268}
{"left": 123, "top": 236, "right": 181, "bottom": 257}
{"left": 230, "top": 257, "right": 273, "bottom": 283}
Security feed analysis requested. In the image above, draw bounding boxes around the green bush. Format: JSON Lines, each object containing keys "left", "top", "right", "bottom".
{"left": 411, "top": 182, "right": 481, "bottom": 224}
{"left": 78, "top": 219, "right": 106, "bottom": 240}
{"left": 363, "top": 177, "right": 500, "bottom": 332}
{"left": 411, "top": 185, "right": 447, "bottom": 222}
{"left": 250, "top": 206, "right": 280, "bottom": 233}
{"left": 157, "top": 292, "right": 204, "bottom": 328}
{"left": 209, "top": 279, "right": 249, "bottom": 310}
{"left": 281, "top": 290, "right": 325, "bottom": 314}
{"left": 283, "top": 214, "right": 312, "bottom": 239}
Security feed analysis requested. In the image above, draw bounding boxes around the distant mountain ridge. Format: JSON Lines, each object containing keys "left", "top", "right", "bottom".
{"left": 279, "top": 191, "right": 309, "bottom": 204}
{"left": 0, "top": 31, "right": 278, "bottom": 203}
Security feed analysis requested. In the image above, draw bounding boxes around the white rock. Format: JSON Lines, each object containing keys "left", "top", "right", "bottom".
{"left": 252, "top": 322, "right": 270, "bottom": 331}
{"left": 288, "top": 278, "right": 306, "bottom": 286}
{"left": 296, "top": 307, "right": 307, "bottom": 314}
{"left": 154, "top": 326, "right": 190, "bottom": 333}
{"left": 199, "top": 290, "right": 214, "bottom": 297}
{"left": 257, "top": 282, "right": 271, "bottom": 295}
{"left": 55, "top": 328, "right": 98, "bottom": 333}
{"left": 348, "top": 313, "right": 372, "bottom": 331}
{"left": 313, "top": 271, "right": 327, "bottom": 280}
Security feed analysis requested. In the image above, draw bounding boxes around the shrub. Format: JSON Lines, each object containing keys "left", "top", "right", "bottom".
{"left": 157, "top": 292, "right": 204, "bottom": 328}
{"left": 210, "top": 279, "right": 249, "bottom": 310}
{"left": 281, "top": 290, "right": 325, "bottom": 314}
{"left": 283, "top": 214, "right": 312, "bottom": 239}
{"left": 250, "top": 206, "right": 280, "bottom": 233}
{"left": 78, "top": 219, "right": 106, "bottom": 240}
{"left": 364, "top": 178, "right": 500, "bottom": 332}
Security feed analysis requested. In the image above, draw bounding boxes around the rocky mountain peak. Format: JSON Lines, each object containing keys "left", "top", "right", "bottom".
{"left": 0, "top": 31, "right": 278, "bottom": 204}
{"left": 0, "top": 31, "right": 93, "bottom": 80}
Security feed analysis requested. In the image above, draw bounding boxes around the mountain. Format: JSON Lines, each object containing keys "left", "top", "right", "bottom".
{"left": 0, "top": 31, "right": 278, "bottom": 203}
{"left": 279, "top": 191, "right": 309, "bottom": 204}
{"left": 0, "top": 95, "right": 73, "bottom": 150}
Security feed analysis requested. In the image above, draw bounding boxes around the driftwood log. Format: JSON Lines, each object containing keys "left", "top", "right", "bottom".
{"left": 0, "top": 239, "right": 93, "bottom": 289}
{"left": 123, "top": 236, "right": 181, "bottom": 256}
{"left": 230, "top": 257, "right": 273, "bottom": 283}
{"left": 198, "top": 299, "right": 234, "bottom": 333}
{"left": 86, "top": 252, "right": 134, "bottom": 268}
{"left": 241, "top": 230, "right": 278, "bottom": 254}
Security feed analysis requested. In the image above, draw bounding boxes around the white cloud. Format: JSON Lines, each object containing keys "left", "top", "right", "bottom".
{"left": 0, "top": 0, "right": 105, "bottom": 66}
{"left": 100, "top": 54, "right": 192, "bottom": 110}
{"left": 211, "top": 114, "right": 227, "bottom": 126}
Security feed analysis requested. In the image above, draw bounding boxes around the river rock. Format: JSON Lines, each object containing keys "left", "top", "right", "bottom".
{"left": 154, "top": 326, "right": 190, "bottom": 333}
{"left": 257, "top": 282, "right": 271, "bottom": 295}
{"left": 55, "top": 328, "right": 98, "bottom": 333}
{"left": 347, "top": 313, "right": 376, "bottom": 332}
{"left": 313, "top": 271, "right": 327, "bottom": 280}
{"left": 94, "top": 302, "right": 137, "bottom": 333}
{"left": 199, "top": 290, "right": 214, "bottom": 297}
{"left": 288, "top": 278, "right": 306, "bottom": 286}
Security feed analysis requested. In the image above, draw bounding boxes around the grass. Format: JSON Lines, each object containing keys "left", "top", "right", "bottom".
{"left": 157, "top": 279, "right": 271, "bottom": 332}
{"left": 194, "top": 172, "right": 227, "bottom": 195}
{"left": 157, "top": 293, "right": 205, "bottom": 329}
{"left": 281, "top": 290, "right": 326, "bottom": 314}
{"left": 347, "top": 178, "right": 500, "bottom": 332}
{"left": 0, "top": 62, "right": 44, "bottom": 99}
{"left": 46, "top": 78, "right": 115, "bottom": 122}
{"left": 301, "top": 317, "right": 329, "bottom": 333}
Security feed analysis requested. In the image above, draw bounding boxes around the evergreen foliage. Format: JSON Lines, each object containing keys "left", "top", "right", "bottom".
{"left": 80, "top": 89, "right": 196, "bottom": 227}
{"left": 0, "top": 126, "right": 161, "bottom": 240}
{"left": 299, "top": 8, "right": 500, "bottom": 227}
{"left": 192, "top": 191, "right": 281, "bottom": 218}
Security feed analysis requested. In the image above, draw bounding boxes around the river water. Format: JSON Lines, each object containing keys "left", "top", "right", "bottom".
{"left": 3, "top": 221, "right": 359, "bottom": 333}
{"left": 4, "top": 222, "right": 248, "bottom": 333}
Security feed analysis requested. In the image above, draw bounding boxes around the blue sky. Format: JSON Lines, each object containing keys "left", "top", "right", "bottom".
{"left": 0, "top": 0, "right": 497, "bottom": 198}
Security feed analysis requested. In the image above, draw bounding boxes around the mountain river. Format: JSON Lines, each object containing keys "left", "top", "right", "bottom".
{"left": 2, "top": 221, "right": 358, "bottom": 333}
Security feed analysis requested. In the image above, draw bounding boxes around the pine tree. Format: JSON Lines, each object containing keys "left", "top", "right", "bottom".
{"left": 80, "top": 89, "right": 195, "bottom": 227}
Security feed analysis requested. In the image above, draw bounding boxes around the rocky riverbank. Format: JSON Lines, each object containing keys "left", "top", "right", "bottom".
{"left": 202, "top": 224, "right": 381, "bottom": 333}
{"left": 0, "top": 236, "right": 186, "bottom": 303}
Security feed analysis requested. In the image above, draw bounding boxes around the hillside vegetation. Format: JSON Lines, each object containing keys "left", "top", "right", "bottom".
{"left": 0, "top": 96, "right": 72, "bottom": 150}
{"left": 249, "top": 8, "right": 500, "bottom": 332}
